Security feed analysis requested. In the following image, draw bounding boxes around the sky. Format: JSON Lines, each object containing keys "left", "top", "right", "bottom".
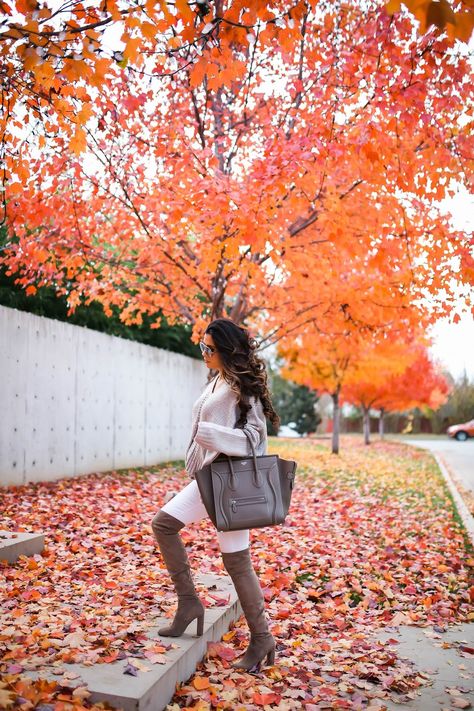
{"left": 428, "top": 187, "right": 474, "bottom": 381}
{"left": 429, "top": 314, "right": 474, "bottom": 380}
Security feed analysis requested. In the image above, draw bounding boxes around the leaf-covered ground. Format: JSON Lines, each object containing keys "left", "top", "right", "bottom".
{"left": 1, "top": 437, "right": 473, "bottom": 710}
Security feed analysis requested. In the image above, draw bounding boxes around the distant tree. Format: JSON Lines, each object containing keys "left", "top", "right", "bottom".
{"left": 429, "top": 371, "right": 474, "bottom": 433}
{"left": 286, "top": 385, "right": 320, "bottom": 436}
{"left": 278, "top": 323, "right": 423, "bottom": 452}
{"left": 343, "top": 347, "right": 449, "bottom": 443}
{"left": 268, "top": 368, "right": 320, "bottom": 436}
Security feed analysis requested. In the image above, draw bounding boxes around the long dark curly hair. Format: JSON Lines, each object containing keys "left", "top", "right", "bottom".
{"left": 204, "top": 318, "right": 280, "bottom": 430}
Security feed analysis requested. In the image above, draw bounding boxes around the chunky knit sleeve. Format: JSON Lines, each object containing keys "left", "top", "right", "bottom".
{"left": 194, "top": 395, "right": 265, "bottom": 457}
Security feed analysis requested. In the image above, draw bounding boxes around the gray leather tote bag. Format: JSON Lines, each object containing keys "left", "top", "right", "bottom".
{"left": 195, "top": 428, "right": 297, "bottom": 532}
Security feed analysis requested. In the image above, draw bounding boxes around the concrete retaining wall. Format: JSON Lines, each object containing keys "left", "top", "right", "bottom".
{"left": 0, "top": 305, "right": 206, "bottom": 487}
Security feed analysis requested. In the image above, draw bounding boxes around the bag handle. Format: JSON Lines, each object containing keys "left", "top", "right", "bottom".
{"left": 224, "top": 427, "right": 262, "bottom": 489}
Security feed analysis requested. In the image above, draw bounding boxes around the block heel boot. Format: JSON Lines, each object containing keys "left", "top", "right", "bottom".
{"left": 151, "top": 510, "right": 205, "bottom": 637}
{"left": 222, "top": 548, "right": 275, "bottom": 670}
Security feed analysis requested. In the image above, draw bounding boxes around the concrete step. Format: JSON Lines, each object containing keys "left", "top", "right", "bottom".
{"left": 23, "top": 573, "right": 243, "bottom": 711}
{"left": 0, "top": 530, "right": 45, "bottom": 563}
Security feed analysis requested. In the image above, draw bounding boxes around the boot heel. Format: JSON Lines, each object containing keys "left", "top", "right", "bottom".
{"left": 196, "top": 613, "right": 204, "bottom": 636}
{"left": 266, "top": 647, "right": 275, "bottom": 665}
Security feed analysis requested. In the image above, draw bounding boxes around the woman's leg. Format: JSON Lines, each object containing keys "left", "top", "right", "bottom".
{"left": 216, "top": 529, "right": 250, "bottom": 553}
{"left": 218, "top": 531, "right": 275, "bottom": 671}
{"left": 158, "top": 478, "right": 209, "bottom": 524}
{"left": 151, "top": 480, "right": 274, "bottom": 666}
{"left": 151, "top": 480, "right": 208, "bottom": 637}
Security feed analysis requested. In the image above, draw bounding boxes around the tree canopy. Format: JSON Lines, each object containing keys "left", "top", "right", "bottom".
{"left": 2, "top": 1, "right": 473, "bottom": 347}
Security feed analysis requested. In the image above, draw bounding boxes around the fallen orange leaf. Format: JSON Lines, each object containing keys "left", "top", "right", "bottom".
{"left": 193, "top": 676, "right": 210, "bottom": 690}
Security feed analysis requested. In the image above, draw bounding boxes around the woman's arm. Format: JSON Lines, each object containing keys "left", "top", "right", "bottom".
{"left": 194, "top": 397, "right": 265, "bottom": 456}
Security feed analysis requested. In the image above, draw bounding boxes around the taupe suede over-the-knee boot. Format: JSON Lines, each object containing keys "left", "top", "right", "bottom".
{"left": 151, "top": 510, "right": 205, "bottom": 637}
{"left": 222, "top": 548, "right": 275, "bottom": 670}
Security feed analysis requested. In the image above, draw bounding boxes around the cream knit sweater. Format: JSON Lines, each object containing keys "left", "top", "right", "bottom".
{"left": 185, "top": 374, "right": 268, "bottom": 479}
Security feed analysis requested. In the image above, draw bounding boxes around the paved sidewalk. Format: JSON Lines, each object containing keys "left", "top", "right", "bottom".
{"left": 377, "top": 624, "right": 474, "bottom": 710}
{"left": 379, "top": 437, "right": 474, "bottom": 708}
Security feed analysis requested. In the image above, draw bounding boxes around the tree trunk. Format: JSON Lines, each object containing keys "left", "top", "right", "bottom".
{"left": 332, "top": 389, "right": 340, "bottom": 454}
{"left": 363, "top": 406, "right": 370, "bottom": 445}
{"left": 379, "top": 408, "right": 385, "bottom": 439}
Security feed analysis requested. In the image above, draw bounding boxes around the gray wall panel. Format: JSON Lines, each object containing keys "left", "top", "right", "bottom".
{"left": 0, "top": 306, "right": 206, "bottom": 487}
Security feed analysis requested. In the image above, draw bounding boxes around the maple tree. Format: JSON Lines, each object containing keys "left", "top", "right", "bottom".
{"left": 278, "top": 312, "right": 422, "bottom": 453}
{"left": 385, "top": 0, "right": 474, "bottom": 41}
{"left": 342, "top": 345, "right": 450, "bottom": 444}
{"left": 1, "top": 0, "right": 473, "bottom": 175}
{"left": 1, "top": 0, "right": 472, "bottom": 350}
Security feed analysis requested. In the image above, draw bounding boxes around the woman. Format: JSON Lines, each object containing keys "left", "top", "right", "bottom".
{"left": 151, "top": 317, "right": 280, "bottom": 671}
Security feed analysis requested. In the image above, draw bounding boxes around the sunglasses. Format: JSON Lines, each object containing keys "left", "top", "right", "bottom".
{"left": 199, "top": 341, "right": 216, "bottom": 357}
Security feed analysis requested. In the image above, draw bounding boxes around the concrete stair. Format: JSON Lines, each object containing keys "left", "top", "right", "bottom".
{"left": 0, "top": 530, "right": 45, "bottom": 563}
{"left": 22, "top": 573, "right": 243, "bottom": 711}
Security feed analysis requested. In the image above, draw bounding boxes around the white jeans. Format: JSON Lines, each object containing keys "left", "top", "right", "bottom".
{"left": 160, "top": 479, "right": 250, "bottom": 553}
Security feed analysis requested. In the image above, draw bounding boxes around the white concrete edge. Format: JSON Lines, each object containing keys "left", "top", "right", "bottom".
{"left": 433, "top": 453, "right": 474, "bottom": 548}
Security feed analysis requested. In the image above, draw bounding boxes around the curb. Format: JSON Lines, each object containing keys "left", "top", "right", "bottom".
{"left": 433, "top": 453, "right": 474, "bottom": 548}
